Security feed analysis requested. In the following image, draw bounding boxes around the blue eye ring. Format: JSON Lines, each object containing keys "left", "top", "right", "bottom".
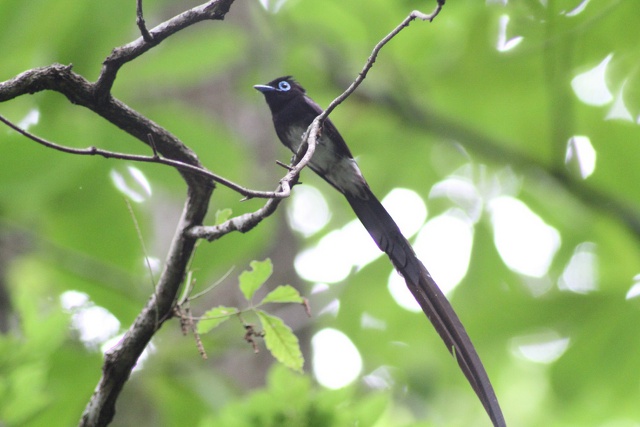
{"left": 278, "top": 81, "right": 291, "bottom": 91}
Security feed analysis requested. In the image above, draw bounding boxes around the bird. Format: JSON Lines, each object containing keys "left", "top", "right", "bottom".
{"left": 254, "top": 76, "right": 506, "bottom": 427}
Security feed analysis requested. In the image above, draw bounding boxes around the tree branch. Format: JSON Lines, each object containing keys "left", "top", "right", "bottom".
{"left": 94, "top": 0, "right": 235, "bottom": 98}
{"left": 321, "top": 2, "right": 444, "bottom": 120}
{"left": 79, "top": 186, "right": 210, "bottom": 427}
{"left": 0, "top": 113, "right": 287, "bottom": 200}
{"left": 136, "top": 0, "right": 154, "bottom": 43}
{"left": 188, "top": 196, "right": 284, "bottom": 241}
{"left": 0, "top": 64, "right": 203, "bottom": 185}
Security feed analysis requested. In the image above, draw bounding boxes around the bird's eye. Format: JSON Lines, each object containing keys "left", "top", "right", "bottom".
{"left": 278, "top": 81, "right": 291, "bottom": 91}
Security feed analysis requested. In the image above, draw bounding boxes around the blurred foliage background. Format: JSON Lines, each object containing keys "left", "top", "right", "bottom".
{"left": 1, "top": 0, "right": 639, "bottom": 426}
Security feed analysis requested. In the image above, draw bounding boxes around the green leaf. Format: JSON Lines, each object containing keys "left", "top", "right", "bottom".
{"left": 256, "top": 310, "right": 304, "bottom": 372}
{"left": 238, "top": 259, "right": 272, "bottom": 301}
{"left": 214, "top": 208, "right": 232, "bottom": 225}
{"left": 197, "top": 306, "right": 237, "bottom": 334}
{"left": 260, "top": 285, "right": 304, "bottom": 305}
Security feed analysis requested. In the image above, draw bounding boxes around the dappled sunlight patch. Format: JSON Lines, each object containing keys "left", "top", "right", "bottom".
{"left": 430, "top": 174, "right": 483, "bottom": 222}
{"left": 316, "top": 298, "right": 340, "bottom": 318}
{"left": 606, "top": 81, "right": 635, "bottom": 122}
{"left": 489, "top": 196, "right": 561, "bottom": 278}
{"left": 496, "top": 14, "right": 523, "bottom": 52}
{"left": 558, "top": 242, "right": 598, "bottom": 294}
{"left": 571, "top": 54, "right": 614, "bottom": 106}
{"left": 312, "top": 328, "right": 362, "bottom": 389}
{"left": 624, "top": 274, "right": 640, "bottom": 300}
{"left": 310, "top": 282, "right": 330, "bottom": 294}
{"left": 257, "top": 0, "right": 288, "bottom": 14}
{"left": 360, "top": 312, "right": 387, "bottom": 330}
{"left": 287, "top": 185, "right": 330, "bottom": 237}
{"left": 141, "top": 255, "right": 162, "bottom": 276}
{"left": 565, "top": 136, "right": 596, "bottom": 179}
{"left": 571, "top": 51, "right": 640, "bottom": 123}
{"left": 294, "top": 229, "right": 361, "bottom": 283}
{"left": 363, "top": 366, "right": 395, "bottom": 390}
{"left": 61, "top": 290, "right": 155, "bottom": 371}
{"left": 520, "top": 275, "right": 554, "bottom": 298}
{"left": 414, "top": 209, "right": 474, "bottom": 295}
{"left": 109, "top": 165, "right": 152, "bottom": 203}
{"left": 388, "top": 270, "right": 421, "bottom": 312}
{"left": 60, "top": 290, "right": 120, "bottom": 350}
{"left": 293, "top": 188, "right": 426, "bottom": 283}
{"left": 565, "top": 0, "right": 592, "bottom": 17}
{"left": 17, "top": 108, "right": 40, "bottom": 131}
{"left": 382, "top": 188, "right": 427, "bottom": 238}
{"left": 341, "top": 220, "right": 383, "bottom": 269}
{"left": 510, "top": 330, "right": 570, "bottom": 364}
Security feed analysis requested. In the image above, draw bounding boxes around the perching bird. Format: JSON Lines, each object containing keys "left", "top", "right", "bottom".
{"left": 254, "top": 76, "right": 505, "bottom": 427}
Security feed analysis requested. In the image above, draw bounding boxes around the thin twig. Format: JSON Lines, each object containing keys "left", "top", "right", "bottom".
{"left": 0, "top": 113, "right": 285, "bottom": 200}
{"left": 124, "top": 199, "right": 156, "bottom": 291}
{"left": 189, "top": 267, "right": 234, "bottom": 300}
{"left": 136, "top": 0, "right": 154, "bottom": 42}
{"left": 275, "top": 160, "right": 294, "bottom": 171}
{"left": 321, "top": 3, "right": 444, "bottom": 121}
{"left": 147, "top": 133, "right": 159, "bottom": 158}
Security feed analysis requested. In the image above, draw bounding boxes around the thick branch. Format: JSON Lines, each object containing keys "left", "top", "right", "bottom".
{"left": 0, "top": 64, "right": 203, "bottom": 185}
{"left": 79, "top": 187, "right": 210, "bottom": 427}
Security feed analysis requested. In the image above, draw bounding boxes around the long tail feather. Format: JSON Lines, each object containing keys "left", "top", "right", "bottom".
{"left": 344, "top": 188, "right": 506, "bottom": 427}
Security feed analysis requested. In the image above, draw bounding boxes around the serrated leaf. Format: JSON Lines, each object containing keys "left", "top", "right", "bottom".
{"left": 215, "top": 208, "right": 232, "bottom": 225}
{"left": 239, "top": 259, "right": 272, "bottom": 301}
{"left": 197, "top": 306, "right": 237, "bottom": 334}
{"left": 256, "top": 310, "right": 304, "bottom": 372}
{"left": 260, "top": 285, "right": 304, "bottom": 304}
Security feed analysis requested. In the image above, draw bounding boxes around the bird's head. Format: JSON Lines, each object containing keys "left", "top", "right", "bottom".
{"left": 254, "top": 76, "right": 305, "bottom": 112}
